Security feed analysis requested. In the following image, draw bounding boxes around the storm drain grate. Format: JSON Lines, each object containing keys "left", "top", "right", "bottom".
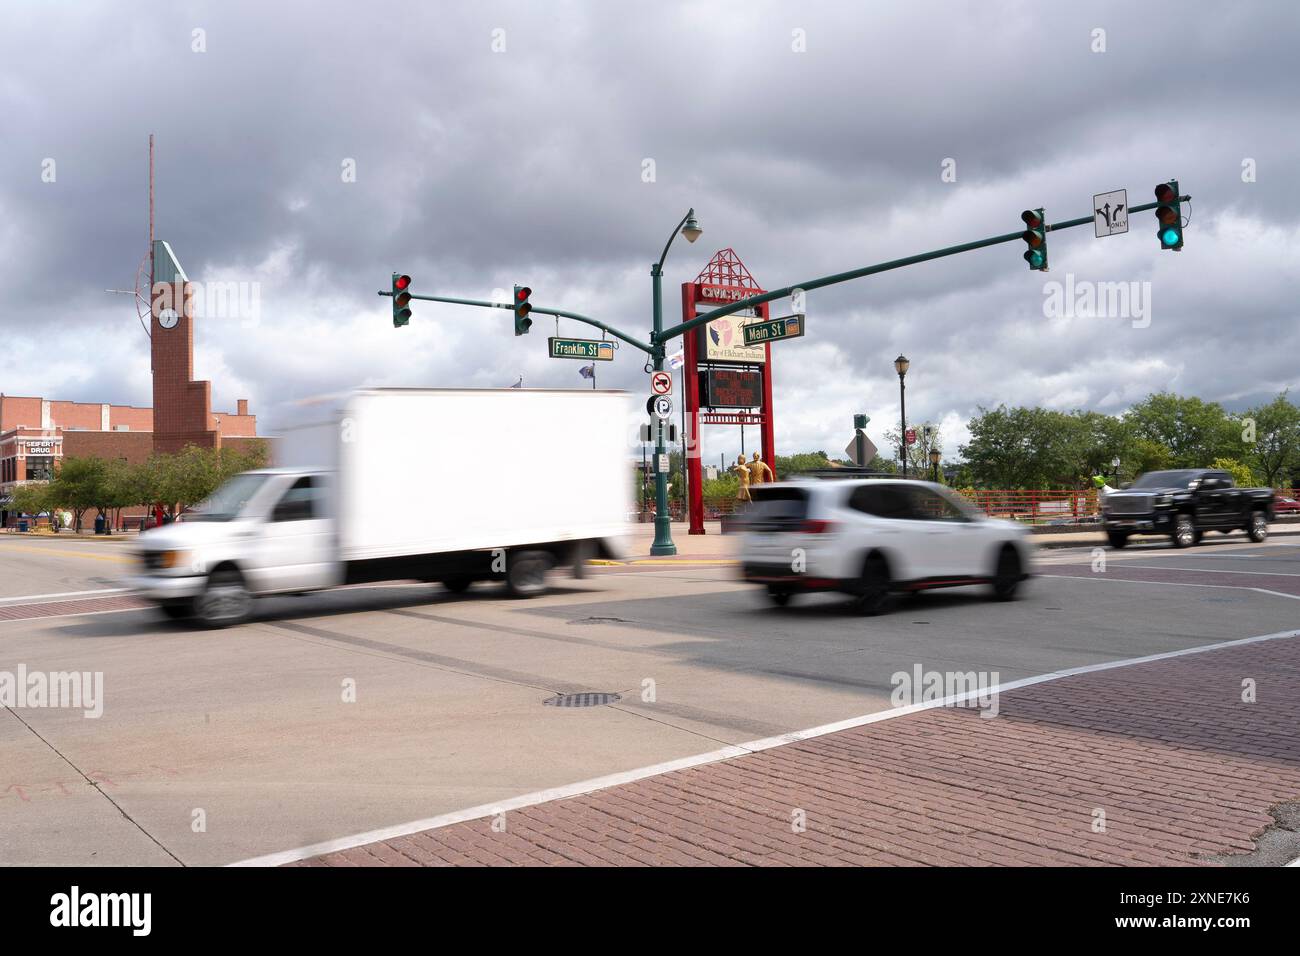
{"left": 543, "top": 692, "right": 622, "bottom": 708}
{"left": 567, "top": 616, "right": 635, "bottom": 626}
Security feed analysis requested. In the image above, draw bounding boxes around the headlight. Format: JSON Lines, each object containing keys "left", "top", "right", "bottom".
{"left": 159, "top": 550, "right": 192, "bottom": 570}
{"left": 1155, "top": 494, "right": 1172, "bottom": 506}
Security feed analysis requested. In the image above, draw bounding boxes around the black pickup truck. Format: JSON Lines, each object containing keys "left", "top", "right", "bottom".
{"left": 1102, "top": 468, "right": 1274, "bottom": 549}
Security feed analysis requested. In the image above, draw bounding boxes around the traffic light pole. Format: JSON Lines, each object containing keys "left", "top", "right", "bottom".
{"left": 654, "top": 194, "right": 1190, "bottom": 342}
{"left": 377, "top": 291, "right": 655, "bottom": 356}
{"left": 384, "top": 188, "right": 1188, "bottom": 557}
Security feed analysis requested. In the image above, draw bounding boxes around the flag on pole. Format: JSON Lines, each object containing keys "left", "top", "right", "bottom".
{"left": 510, "top": 376, "right": 523, "bottom": 389}
{"left": 667, "top": 348, "right": 685, "bottom": 370}
{"left": 578, "top": 364, "right": 595, "bottom": 380}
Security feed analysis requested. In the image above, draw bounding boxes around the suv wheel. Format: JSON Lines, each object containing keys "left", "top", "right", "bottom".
{"left": 853, "top": 554, "right": 892, "bottom": 616}
{"left": 1106, "top": 531, "right": 1129, "bottom": 549}
{"left": 1247, "top": 511, "right": 1269, "bottom": 543}
{"left": 766, "top": 585, "right": 793, "bottom": 607}
{"left": 196, "top": 567, "right": 252, "bottom": 627}
{"left": 505, "top": 550, "right": 553, "bottom": 597}
{"left": 991, "top": 545, "right": 1023, "bottom": 601}
{"left": 1171, "top": 514, "right": 1196, "bottom": 548}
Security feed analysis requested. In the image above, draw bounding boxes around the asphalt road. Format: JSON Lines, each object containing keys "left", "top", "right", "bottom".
{"left": 1, "top": 532, "right": 1297, "bottom": 865}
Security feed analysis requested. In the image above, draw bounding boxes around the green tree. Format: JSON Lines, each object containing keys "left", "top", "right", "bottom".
{"left": 1210, "top": 457, "right": 1259, "bottom": 487}
{"left": 1124, "top": 393, "right": 1238, "bottom": 468}
{"left": 49, "top": 457, "right": 109, "bottom": 532}
{"left": 1243, "top": 391, "right": 1300, "bottom": 487}
{"left": 959, "top": 406, "right": 1064, "bottom": 489}
{"left": 883, "top": 423, "right": 944, "bottom": 478}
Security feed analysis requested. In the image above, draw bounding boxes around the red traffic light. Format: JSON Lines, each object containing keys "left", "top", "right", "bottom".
{"left": 516, "top": 286, "right": 531, "bottom": 301}
{"left": 1020, "top": 209, "right": 1042, "bottom": 228}
{"left": 394, "top": 275, "right": 411, "bottom": 291}
{"left": 1154, "top": 183, "right": 1176, "bottom": 204}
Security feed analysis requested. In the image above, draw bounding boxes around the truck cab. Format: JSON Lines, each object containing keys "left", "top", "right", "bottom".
{"left": 128, "top": 469, "right": 340, "bottom": 624}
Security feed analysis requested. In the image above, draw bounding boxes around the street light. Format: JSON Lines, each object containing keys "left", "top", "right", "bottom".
{"left": 929, "top": 446, "right": 941, "bottom": 483}
{"left": 894, "top": 354, "right": 909, "bottom": 477}
{"left": 649, "top": 208, "right": 702, "bottom": 556}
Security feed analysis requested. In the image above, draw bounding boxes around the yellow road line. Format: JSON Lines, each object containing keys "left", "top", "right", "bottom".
{"left": 0, "top": 543, "right": 132, "bottom": 564}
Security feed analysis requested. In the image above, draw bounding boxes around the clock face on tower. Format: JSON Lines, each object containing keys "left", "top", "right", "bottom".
{"left": 158, "top": 308, "right": 179, "bottom": 329}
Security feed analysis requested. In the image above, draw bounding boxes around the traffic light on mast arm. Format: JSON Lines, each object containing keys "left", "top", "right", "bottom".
{"left": 513, "top": 285, "right": 533, "bottom": 335}
{"left": 392, "top": 273, "right": 412, "bottom": 327}
{"left": 1154, "top": 180, "right": 1184, "bottom": 251}
{"left": 1020, "top": 208, "right": 1048, "bottom": 271}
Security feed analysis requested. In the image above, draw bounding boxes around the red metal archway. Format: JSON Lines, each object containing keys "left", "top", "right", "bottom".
{"left": 683, "top": 249, "right": 776, "bottom": 534}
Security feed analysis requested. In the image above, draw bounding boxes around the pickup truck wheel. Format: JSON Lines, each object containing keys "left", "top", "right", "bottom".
{"left": 1106, "top": 531, "right": 1129, "bottom": 549}
{"left": 1247, "top": 511, "right": 1269, "bottom": 543}
{"left": 990, "top": 545, "right": 1023, "bottom": 601}
{"left": 196, "top": 568, "right": 252, "bottom": 627}
{"left": 1171, "top": 514, "right": 1196, "bottom": 548}
{"left": 852, "top": 554, "right": 893, "bottom": 616}
{"left": 505, "top": 550, "right": 553, "bottom": 598}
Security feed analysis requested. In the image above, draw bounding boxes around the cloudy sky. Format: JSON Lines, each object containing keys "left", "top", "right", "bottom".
{"left": 2, "top": 0, "right": 1297, "bottom": 463}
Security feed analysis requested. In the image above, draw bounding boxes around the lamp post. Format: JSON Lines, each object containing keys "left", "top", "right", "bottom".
{"left": 650, "top": 208, "right": 702, "bottom": 556}
{"left": 929, "top": 446, "right": 941, "bottom": 483}
{"left": 894, "top": 354, "right": 910, "bottom": 476}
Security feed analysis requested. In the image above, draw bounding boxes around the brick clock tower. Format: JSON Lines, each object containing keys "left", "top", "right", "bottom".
{"left": 150, "top": 240, "right": 220, "bottom": 454}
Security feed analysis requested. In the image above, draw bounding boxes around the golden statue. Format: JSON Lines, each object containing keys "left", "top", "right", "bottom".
{"left": 748, "top": 451, "right": 773, "bottom": 485}
{"left": 732, "top": 454, "right": 752, "bottom": 502}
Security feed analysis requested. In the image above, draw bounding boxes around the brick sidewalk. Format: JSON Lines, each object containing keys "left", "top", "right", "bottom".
{"left": 294, "top": 633, "right": 1300, "bottom": 867}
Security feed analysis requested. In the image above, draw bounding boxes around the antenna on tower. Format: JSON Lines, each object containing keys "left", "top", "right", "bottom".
{"left": 105, "top": 133, "right": 156, "bottom": 341}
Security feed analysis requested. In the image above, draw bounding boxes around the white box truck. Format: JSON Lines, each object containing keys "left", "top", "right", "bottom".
{"left": 126, "top": 388, "right": 631, "bottom": 626}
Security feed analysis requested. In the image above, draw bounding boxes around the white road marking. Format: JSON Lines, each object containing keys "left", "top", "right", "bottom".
{"left": 229, "top": 625, "right": 1300, "bottom": 867}
{"left": 1041, "top": 571, "right": 1300, "bottom": 601}
{"left": 1108, "top": 564, "right": 1300, "bottom": 577}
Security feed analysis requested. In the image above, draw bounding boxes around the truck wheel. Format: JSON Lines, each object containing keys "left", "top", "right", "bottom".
{"left": 852, "top": 553, "right": 893, "bottom": 616}
{"left": 157, "top": 599, "right": 194, "bottom": 621}
{"left": 1106, "top": 531, "right": 1129, "bottom": 549}
{"left": 1247, "top": 511, "right": 1269, "bottom": 543}
{"left": 196, "top": 567, "right": 253, "bottom": 627}
{"left": 1171, "top": 514, "right": 1196, "bottom": 548}
{"left": 505, "top": 550, "right": 553, "bottom": 598}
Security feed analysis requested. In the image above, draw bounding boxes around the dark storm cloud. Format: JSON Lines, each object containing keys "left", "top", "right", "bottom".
{"left": 1, "top": 0, "right": 1297, "bottom": 455}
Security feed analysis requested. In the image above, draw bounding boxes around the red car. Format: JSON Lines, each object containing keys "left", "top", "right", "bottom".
{"left": 1274, "top": 496, "right": 1300, "bottom": 514}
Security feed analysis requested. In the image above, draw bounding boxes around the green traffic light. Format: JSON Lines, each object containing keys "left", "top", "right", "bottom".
{"left": 1160, "top": 227, "right": 1180, "bottom": 247}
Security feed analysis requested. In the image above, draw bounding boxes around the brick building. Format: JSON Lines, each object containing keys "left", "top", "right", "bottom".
{"left": 1, "top": 240, "right": 266, "bottom": 526}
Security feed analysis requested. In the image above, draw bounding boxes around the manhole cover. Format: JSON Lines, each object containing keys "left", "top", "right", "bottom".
{"left": 543, "top": 692, "right": 621, "bottom": 708}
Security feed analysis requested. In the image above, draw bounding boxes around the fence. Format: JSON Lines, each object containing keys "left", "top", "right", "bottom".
{"left": 632, "top": 488, "right": 1300, "bottom": 526}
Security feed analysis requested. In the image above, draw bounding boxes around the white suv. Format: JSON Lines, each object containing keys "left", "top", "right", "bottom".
{"left": 739, "top": 479, "right": 1033, "bottom": 613}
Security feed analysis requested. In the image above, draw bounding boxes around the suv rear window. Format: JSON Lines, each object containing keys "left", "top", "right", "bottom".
{"left": 746, "top": 487, "right": 809, "bottom": 529}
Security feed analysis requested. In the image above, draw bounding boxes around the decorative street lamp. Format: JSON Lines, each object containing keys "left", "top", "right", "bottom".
{"left": 894, "top": 354, "right": 910, "bottom": 476}
{"left": 929, "top": 446, "right": 942, "bottom": 483}
{"left": 649, "top": 209, "right": 702, "bottom": 556}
